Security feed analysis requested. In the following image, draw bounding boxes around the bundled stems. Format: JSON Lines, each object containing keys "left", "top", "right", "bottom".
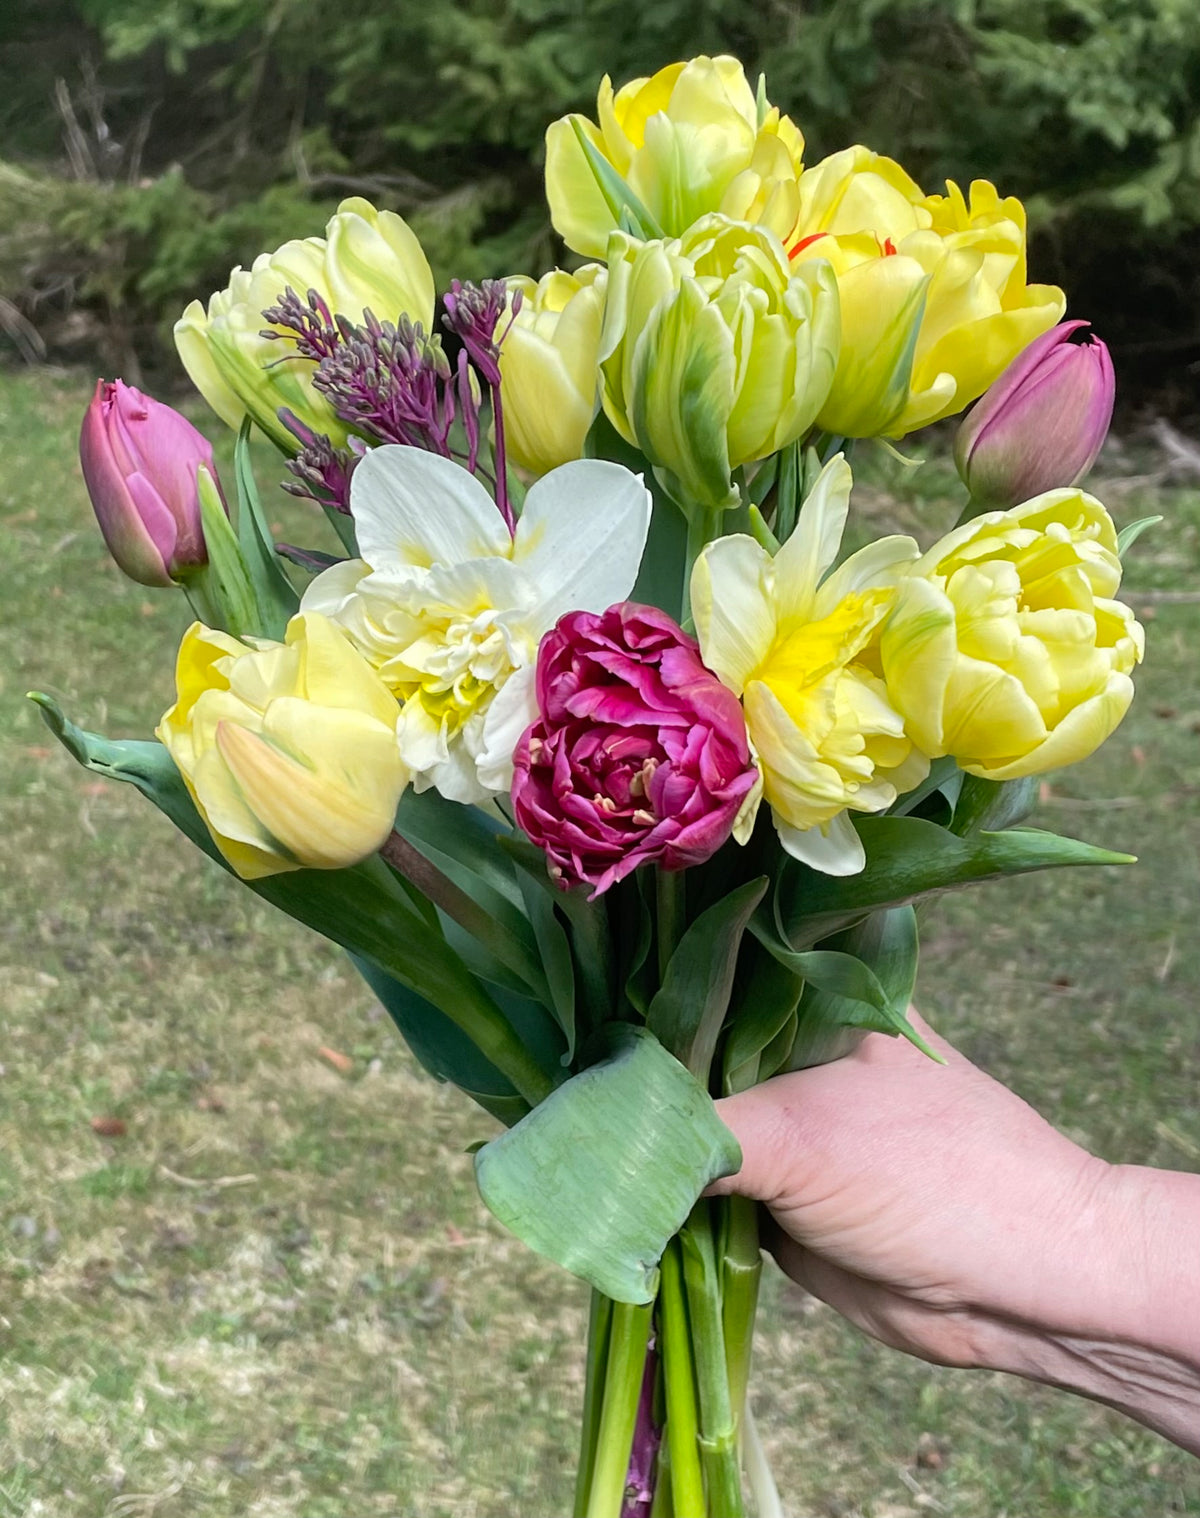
{"left": 584, "top": 1301, "right": 655, "bottom": 1518}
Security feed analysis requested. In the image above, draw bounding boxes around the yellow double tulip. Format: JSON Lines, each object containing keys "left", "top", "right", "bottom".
{"left": 158, "top": 612, "right": 408, "bottom": 879}
{"left": 599, "top": 215, "right": 839, "bottom": 512}
{"left": 881, "top": 489, "right": 1144, "bottom": 779}
{"left": 545, "top": 56, "right": 806, "bottom": 259}
{"left": 175, "top": 198, "right": 435, "bottom": 451}
{"left": 498, "top": 266, "right": 607, "bottom": 475}
{"left": 788, "top": 147, "right": 1065, "bottom": 437}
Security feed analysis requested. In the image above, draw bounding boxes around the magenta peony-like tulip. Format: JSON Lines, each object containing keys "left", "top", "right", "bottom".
{"left": 512, "top": 602, "right": 759, "bottom": 897}
{"left": 79, "top": 378, "right": 218, "bottom": 587}
{"left": 954, "top": 319, "right": 1115, "bottom": 511}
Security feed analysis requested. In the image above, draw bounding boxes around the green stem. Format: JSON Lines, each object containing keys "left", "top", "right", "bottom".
{"left": 575, "top": 1291, "right": 615, "bottom": 1517}
{"left": 719, "top": 1196, "right": 762, "bottom": 1440}
{"left": 585, "top": 1300, "right": 654, "bottom": 1518}
{"left": 681, "top": 506, "right": 723, "bottom": 627}
{"left": 680, "top": 1202, "right": 744, "bottom": 1516}
{"left": 659, "top": 1240, "right": 705, "bottom": 1517}
{"left": 655, "top": 867, "right": 685, "bottom": 984}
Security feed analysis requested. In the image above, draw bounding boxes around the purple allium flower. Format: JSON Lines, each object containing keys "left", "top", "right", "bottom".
{"left": 512, "top": 603, "right": 758, "bottom": 897}
{"left": 278, "top": 408, "right": 365, "bottom": 514}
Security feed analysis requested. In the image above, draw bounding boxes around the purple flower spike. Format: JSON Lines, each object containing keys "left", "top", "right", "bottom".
{"left": 278, "top": 408, "right": 363, "bottom": 513}
{"left": 442, "top": 279, "right": 521, "bottom": 532}
{"left": 955, "top": 320, "right": 1116, "bottom": 509}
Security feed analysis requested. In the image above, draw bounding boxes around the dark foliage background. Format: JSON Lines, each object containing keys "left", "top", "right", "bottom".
{"left": 1, "top": 0, "right": 1197, "bottom": 412}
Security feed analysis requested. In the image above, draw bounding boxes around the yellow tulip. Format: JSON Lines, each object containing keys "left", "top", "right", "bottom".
{"left": 175, "top": 197, "right": 435, "bottom": 451}
{"left": 498, "top": 265, "right": 606, "bottom": 475}
{"left": 692, "top": 456, "right": 927, "bottom": 874}
{"left": 880, "top": 489, "right": 1144, "bottom": 780}
{"left": 545, "top": 56, "right": 806, "bottom": 259}
{"left": 788, "top": 147, "right": 1065, "bottom": 437}
{"left": 599, "top": 215, "right": 839, "bottom": 513}
{"left": 158, "top": 612, "right": 408, "bottom": 879}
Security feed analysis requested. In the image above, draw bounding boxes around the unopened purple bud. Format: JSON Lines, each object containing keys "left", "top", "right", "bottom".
{"left": 442, "top": 278, "right": 510, "bottom": 388}
{"left": 279, "top": 408, "right": 362, "bottom": 513}
{"left": 955, "top": 320, "right": 1115, "bottom": 509}
{"left": 261, "top": 287, "right": 342, "bottom": 363}
{"left": 79, "top": 378, "right": 220, "bottom": 587}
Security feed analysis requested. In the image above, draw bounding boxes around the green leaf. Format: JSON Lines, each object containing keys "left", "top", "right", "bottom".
{"left": 722, "top": 943, "right": 804, "bottom": 1095}
{"left": 475, "top": 1025, "right": 741, "bottom": 1303}
{"left": 777, "top": 815, "right": 1134, "bottom": 948}
{"left": 951, "top": 774, "right": 1038, "bottom": 836}
{"left": 31, "top": 697, "right": 559, "bottom": 1109}
{"left": 234, "top": 419, "right": 300, "bottom": 639}
{"left": 513, "top": 871, "right": 576, "bottom": 1062}
{"left": 569, "top": 116, "right": 665, "bottom": 240}
{"left": 1117, "top": 515, "right": 1162, "bottom": 555}
{"left": 647, "top": 878, "right": 767, "bottom": 1080}
{"left": 789, "top": 907, "right": 935, "bottom": 1065}
{"left": 194, "top": 465, "right": 260, "bottom": 636}
{"left": 324, "top": 504, "right": 358, "bottom": 554}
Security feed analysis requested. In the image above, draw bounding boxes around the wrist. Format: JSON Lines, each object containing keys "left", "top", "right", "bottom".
{"left": 969, "top": 1159, "right": 1200, "bottom": 1452}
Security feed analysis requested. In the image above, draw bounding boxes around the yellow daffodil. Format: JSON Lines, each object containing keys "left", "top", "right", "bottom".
{"left": 158, "top": 612, "right": 409, "bottom": 879}
{"left": 175, "top": 197, "right": 435, "bottom": 451}
{"left": 301, "top": 446, "right": 651, "bottom": 803}
{"left": 692, "top": 456, "right": 927, "bottom": 874}
{"left": 880, "top": 488, "right": 1144, "bottom": 780}
{"left": 545, "top": 56, "right": 806, "bottom": 259}
{"left": 788, "top": 148, "right": 1065, "bottom": 437}
{"left": 599, "top": 215, "right": 839, "bottom": 513}
{"left": 498, "top": 266, "right": 607, "bottom": 475}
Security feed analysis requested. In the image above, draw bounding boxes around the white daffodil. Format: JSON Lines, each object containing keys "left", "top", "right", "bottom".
{"left": 691, "top": 455, "right": 928, "bottom": 874}
{"left": 302, "top": 446, "right": 652, "bottom": 803}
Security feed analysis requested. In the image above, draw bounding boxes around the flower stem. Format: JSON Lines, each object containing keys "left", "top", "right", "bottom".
{"left": 680, "top": 506, "right": 723, "bottom": 628}
{"left": 585, "top": 1300, "right": 654, "bottom": 1518}
{"left": 720, "top": 1196, "right": 762, "bottom": 1440}
{"left": 490, "top": 380, "right": 516, "bottom": 535}
{"left": 658, "top": 1239, "right": 705, "bottom": 1516}
{"left": 680, "top": 1201, "right": 744, "bottom": 1516}
{"left": 575, "top": 1291, "right": 615, "bottom": 1517}
{"left": 655, "top": 867, "right": 685, "bottom": 984}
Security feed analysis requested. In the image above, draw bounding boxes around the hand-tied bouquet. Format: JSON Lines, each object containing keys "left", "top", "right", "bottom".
{"left": 39, "top": 54, "right": 1152, "bottom": 1518}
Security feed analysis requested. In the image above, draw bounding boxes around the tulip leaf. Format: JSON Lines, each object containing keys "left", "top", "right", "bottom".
{"left": 647, "top": 877, "right": 768, "bottom": 1080}
{"left": 722, "top": 941, "right": 804, "bottom": 1094}
{"left": 474, "top": 1024, "right": 741, "bottom": 1303}
{"left": 512, "top": 871, "right": 577, "bottom": 1063}
{"left": 950, "top": 774, "right": 1038, "bottom": 836}
{"left": 275, "top": 542, "right": 344, "bottom": 575}
{"left": 235, "top": 418, "right": 299, "bottom": 638}
{"left": 788, "top": 907, "right": 933, "bottom": 1067}
{"left": 30, "top": 695, "right": 560, "bottom": 1111}
{"left": 776, "top": 815, "right": 1134, "bottom": 948}
{"left": 1117, "top": 514, "right": 1162, "bottom": 555}
{"left": 195, "top": 467, "right": 261, "bottom": 637}
{"left": 569, "top": 116, "right": 665, "bottom": 240}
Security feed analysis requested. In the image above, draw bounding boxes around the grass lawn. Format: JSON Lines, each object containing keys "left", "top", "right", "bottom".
{"left": 1, "top": 365, "right": 1198, "bottom": 1517}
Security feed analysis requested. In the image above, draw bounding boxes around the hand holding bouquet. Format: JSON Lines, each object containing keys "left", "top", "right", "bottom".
{"left": 39, "top": 55, "right": 1148, "bottom": 1516}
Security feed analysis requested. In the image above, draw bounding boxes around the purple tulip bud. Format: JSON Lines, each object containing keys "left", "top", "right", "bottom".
{"left": 79, "top": 379, "right": 219, "bottom": 587}
{"left": 954, "top": 320, "right": 1115, "bottom": 509}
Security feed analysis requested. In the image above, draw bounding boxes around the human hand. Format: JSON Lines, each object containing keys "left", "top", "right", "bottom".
{"left": 710, "top": 1012, "right": 1200, "bottom": 1452}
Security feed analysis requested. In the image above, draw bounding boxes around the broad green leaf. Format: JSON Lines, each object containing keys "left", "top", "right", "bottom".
{"left": 647, "top": 878, "right": 767, "bottom": 1080}
{"left": 513, "top": 871, "right": 576, "bottom": 1061}
{"left": 1117, "top": 514, "right": 1162, "bottom": 554}
{"left": 889, "top": 756, "right": 961, "bottom": 817}
{"left": 235, "top": 417, "right": 299, "bottom": 638}
{"left": 475, "top": 1025, "right": 741, "bottom": 1303}
{"left": 723, "top": 943, "right": 804, "bottom": 1095}
{"left": 777, "top": 816, "right": 1133, "bottom": 948}
{"left": 31, "top": 697, "right": 559, "bottom": 1109}
{"left": 789, "top": 906, "right": 935, "bottom": 1065}
{"left": 195, "top": 465, "right": 260, "bottom": 636}
{"left": 951, "top": 773, "right": 1038, "bottom": 836}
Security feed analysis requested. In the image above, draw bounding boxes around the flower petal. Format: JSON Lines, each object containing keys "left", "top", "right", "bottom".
{"left": 476, "top": 665, "right": 538, "bottom": 794}
{"left": 351, "top": 445, "right": 512, "bottom": 571}
{"left": 511, "top": 459, "right": 651, "bottom": 632}
{"left": 691, "top": 534, "right": 777, "bottom": 695}
{"left": 774, "top": 809, "right": 866, "bottom": 875}
{"left": 773, "top": 453, "right": 852, "bottom": 625}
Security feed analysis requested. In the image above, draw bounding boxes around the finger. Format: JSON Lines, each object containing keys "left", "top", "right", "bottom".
{"left": 706, "top": 1077, "right": 812, "bottom": 1205}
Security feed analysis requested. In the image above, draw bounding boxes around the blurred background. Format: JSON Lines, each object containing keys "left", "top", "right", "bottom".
{"left": 1, "top": 0, "right": 1199, "bottom": 415}
{"left": 2, "top": 5, "right": 1200, "bottom": 1516}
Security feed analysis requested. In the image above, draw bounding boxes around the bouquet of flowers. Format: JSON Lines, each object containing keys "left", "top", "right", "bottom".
{"left": 37, "top": 55, "right": 1151, "bottom": 1517}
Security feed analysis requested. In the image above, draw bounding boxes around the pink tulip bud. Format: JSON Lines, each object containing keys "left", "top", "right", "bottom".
{"left": 954, "top": 320, "right": 1115, "bottom": 509}
{"left": 79, "top": 379, "right": 219, "bottom": 587}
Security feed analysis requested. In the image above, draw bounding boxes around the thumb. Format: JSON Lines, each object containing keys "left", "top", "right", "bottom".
{"left": 707, "top": 1077, "right": 807, "bottom": 1205}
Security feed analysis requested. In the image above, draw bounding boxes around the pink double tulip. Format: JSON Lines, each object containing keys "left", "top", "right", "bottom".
{"left": 954, "top": 320, "right": 1115, "bottom": 510}
{"left": 79, "top": 379, "right": 218, "bottom": 587}
{"left": 512, "top": 603, "right": 759, "bottom": 897}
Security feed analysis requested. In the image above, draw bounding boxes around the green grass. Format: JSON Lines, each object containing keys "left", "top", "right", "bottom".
{"left": 2, "top": 365, "right": 1199, "bottom": 1516}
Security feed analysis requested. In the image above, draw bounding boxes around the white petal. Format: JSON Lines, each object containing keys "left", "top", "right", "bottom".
{"left": 351, "top": 445, "right": 512, "bottom": 572}
{"left": 511, "top": 459, "right": 651, "bottom": 632}
{"left": 300, "top": 557, "right": 370, "bottom": 618}
{"left": 773, "top": 453, "right": 853, "bottom": 624}
{"left": 476, "top": 665, "right": 538, "bottom": 794}
{"left": 775, "top": 809, "right": 865, "bottom": 875}
{"left": 691, "top": 535, "right": 777, "bottom": 696}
